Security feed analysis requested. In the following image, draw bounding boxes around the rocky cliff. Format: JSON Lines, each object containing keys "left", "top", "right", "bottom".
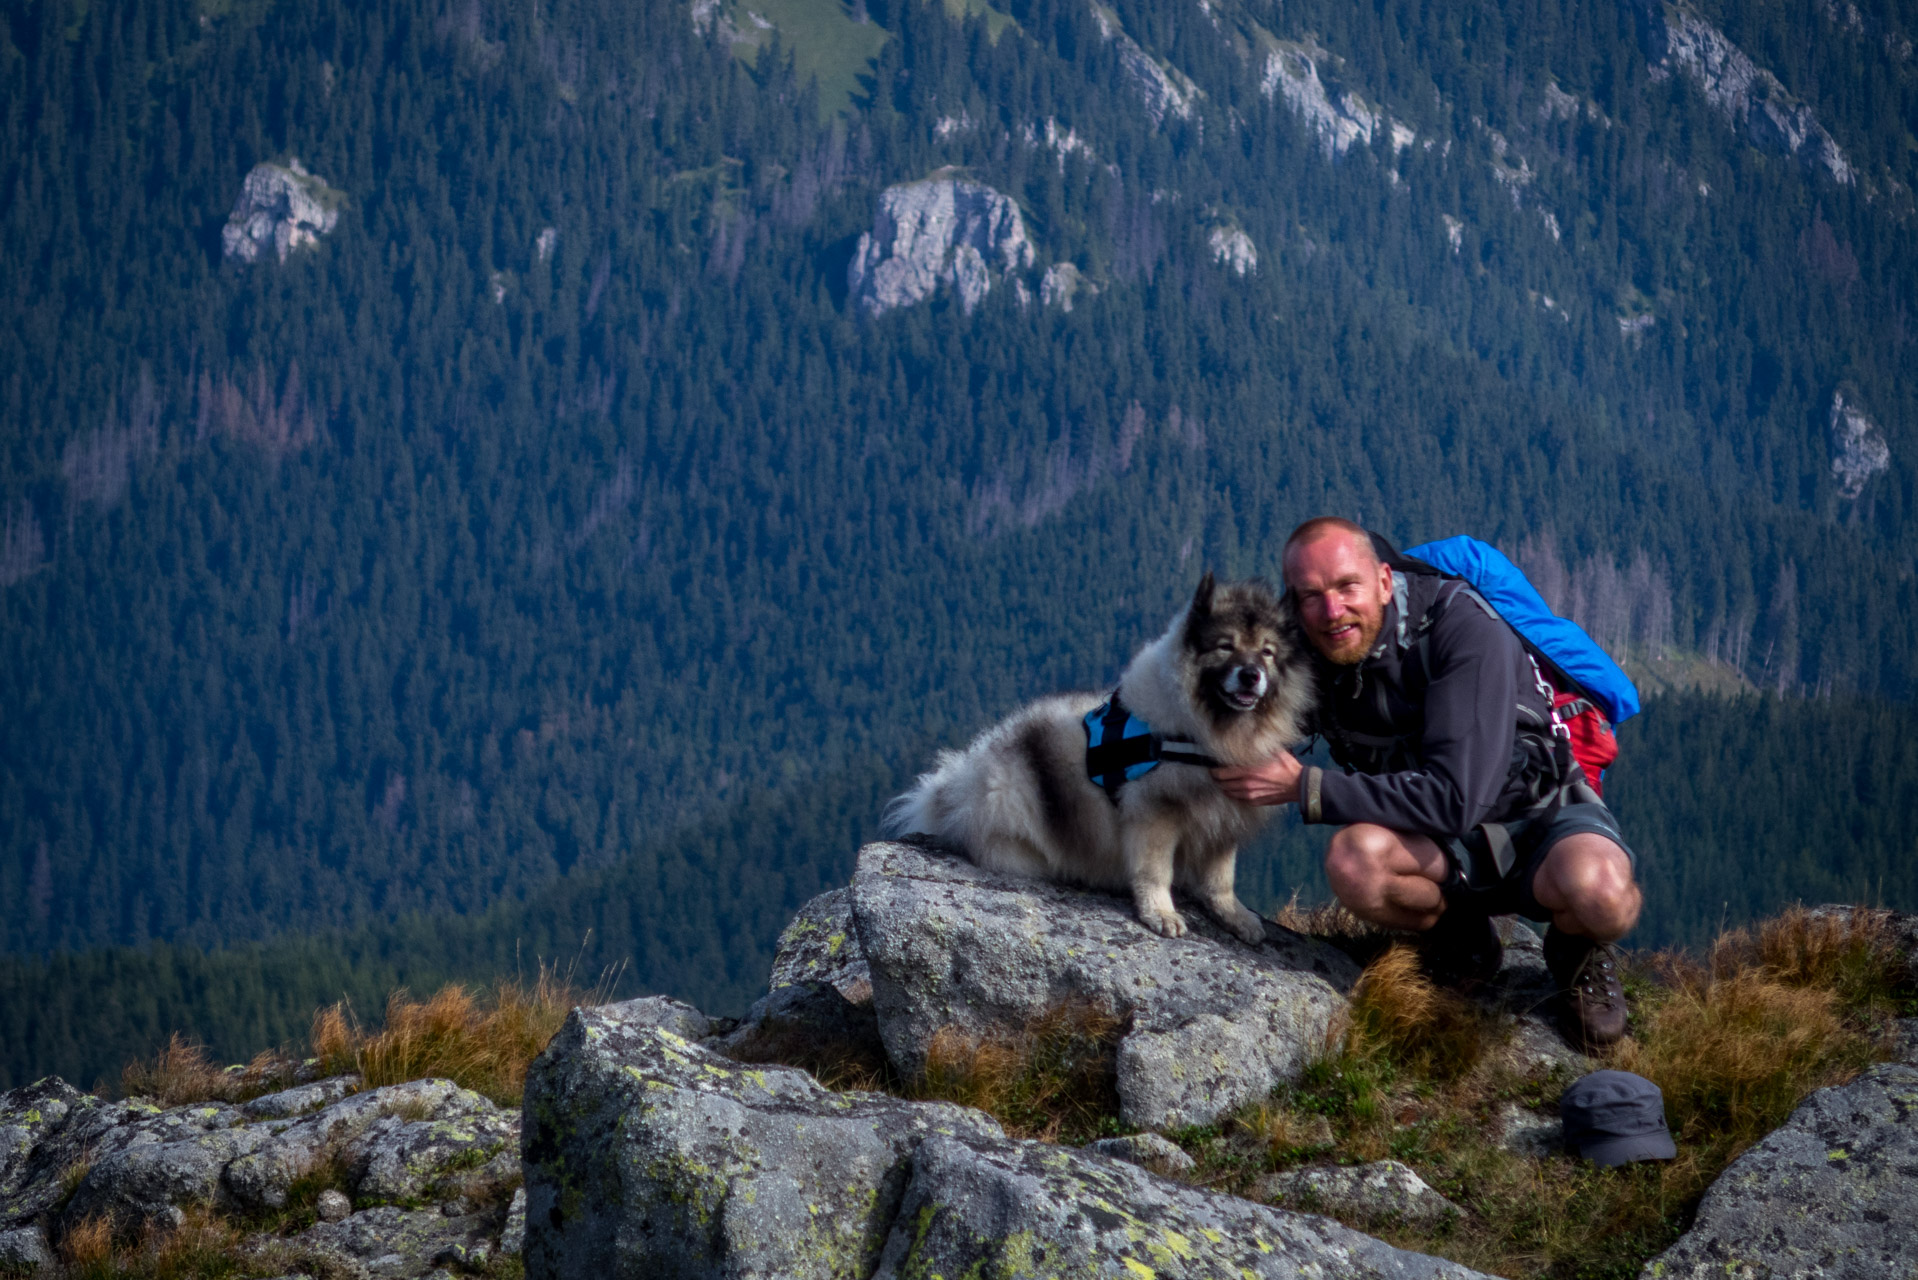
{"left": 1638, "top": 0, "right": 1853, "bottom": 184}
{"left": 848, "top": 178, "right": 1036, "bottom": 317}
{"left": 221, "top": 160, "right": 344, "bottom": 264}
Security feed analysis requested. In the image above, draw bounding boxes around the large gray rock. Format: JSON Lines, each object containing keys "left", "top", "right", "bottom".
{"left": 1640, "top": 1063, "right": 1918, "bottom": 1279}
{"left": 0, "top": 1078, "right": 88, "bottom": 1203}
{"left": 65, "top": 1101, "right": 271, "bottom": 1226}
{"left": 850, "top": 840, "right": 1358, "bottom": 1130}
{"left": 224, "top": 1078, "right": 510, "bottom": 1213}
{"left": 0, "top": 1223, "right": 51, "bottom": 1270}
{"left": 1257, "top": 1159, "right": 1461, "bottom": 1228}
{"left": 766, "top": 887, "right": 872, "bottom": 1001}
{"left": 873, "top": 1134, "right": 1492, "bottom": 1279}
{"left": 848, "top": 179, "right": 1035, "bottom": 317}
{"left": 0, "top": 1091, "right": 159, "bottom": 1228}
{"left": 521, "top": 998, "right": 1004, "bottom": 1280}
{"left": 290, "top": 1203, "right": 497, "bottom": 1278}
{"left": 522, "top": 995, "right": 1496, "bottom": 1280}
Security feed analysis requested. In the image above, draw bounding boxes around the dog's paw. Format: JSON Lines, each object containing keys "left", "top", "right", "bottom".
{"left": 1138, "top": 905, "right": 1188, "bottom": 938}
{"left": 1218, "top": 903, "right": 1267, "bottom": 946}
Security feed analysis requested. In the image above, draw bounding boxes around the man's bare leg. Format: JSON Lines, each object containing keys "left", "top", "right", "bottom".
{"left": 1529, "top": 833, "right": 1641, "bottom": 941}
{"left": 1322, "top": 823, "right": 1450, "bottom": 931}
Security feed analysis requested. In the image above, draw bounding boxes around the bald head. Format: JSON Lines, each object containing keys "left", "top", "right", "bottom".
{"left": 1281, "top": 517, "right": 1378, "bottom": 582}
{"left": 1282, "top": 518, "right": 1392, "bottom": 664}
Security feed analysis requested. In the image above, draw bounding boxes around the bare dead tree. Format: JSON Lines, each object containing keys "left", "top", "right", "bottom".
{"left": 0, "top": 501, "right": 46, "bottom": 586}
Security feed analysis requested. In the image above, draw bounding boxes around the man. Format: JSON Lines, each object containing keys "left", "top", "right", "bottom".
{"left": 1214, "top": 517, "right": 1642, "bottom": 1048}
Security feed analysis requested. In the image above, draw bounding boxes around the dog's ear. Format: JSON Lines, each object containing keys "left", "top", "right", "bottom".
{"left": 1189, "top": 571, "right": 1217, "bottom": 617}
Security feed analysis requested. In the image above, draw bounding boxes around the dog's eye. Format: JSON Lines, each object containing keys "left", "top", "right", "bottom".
{"left": 1260, "top": 647, "right": 1275, "bottom": 659}
{"left": 1213, "top": 641, "right": 1234, "bottom": 653}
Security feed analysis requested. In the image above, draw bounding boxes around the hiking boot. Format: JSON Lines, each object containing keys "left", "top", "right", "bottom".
{"left": 1417, "top": 906, "right": 1503, "bottom": 992}
{"left": 1544, "top": 927, "right": 1628, "bottom": 1050}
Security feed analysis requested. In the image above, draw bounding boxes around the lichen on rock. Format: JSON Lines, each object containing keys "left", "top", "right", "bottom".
{"left": 1639, "top": 1063, "right": 1918, "bottom": 1279}
{"left": 850, "top": 839, "right": 1357, "bottom": 1131}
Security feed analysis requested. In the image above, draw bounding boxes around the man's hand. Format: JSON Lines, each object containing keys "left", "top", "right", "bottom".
{"left": 1213, "top": 751, "right": 1304, "bottom": 806}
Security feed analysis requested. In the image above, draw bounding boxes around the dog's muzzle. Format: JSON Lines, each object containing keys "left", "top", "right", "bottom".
{"left": 1224, "top": 664, "right": 1267, "bottom": 709}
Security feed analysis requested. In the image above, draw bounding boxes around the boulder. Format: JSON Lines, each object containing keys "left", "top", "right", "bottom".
{"left": 241, "top": 1074, "right": 361, "bottom": 1121}
{"left": 873, "top": 1134, "right": 1492, "bottom": 1279}
{"left": 65, "top": 1102, "right": 271, "bottom": 1226}
{"left": 0, "top": 1223, "right": 51, "bottom": 1270}
{"left": 0, "top": 1093, "right": 159, "bottom": 1228}
{"left": 850, "top": 839, "right": 1358, "bottom": 1130}
{"left": 522, "top": 994, "right": 1496, "bottom": 1280}
{"left": 765, "top": 887, "right": 873, "bottom": 1001}
{"left": 1, "top": 1078, "right": 88, "bottom": 1201}
{"left": 224, "top": 1079, "right": 510, "bottom": 1213}
{"left": 1257, "top": 1159, "right": 1461, "bottom": 1228}
{"left": 348, "top": 1107, "right": 520, "bottom": 1204}
{"left": 520, "top": 998, "right": 1003, "bottom": 1280}
{"left": 291, "top": 1203, "right": 497, "bottom": 1279}
{"left": 1640, "top": 1063, "right": 1918, "bottom": 1279}
{"left": 1083, "top": 1131, "right": 1196, "bottom": 1177}
{"left": 847, "top": 180, "right": 1035, "bottom": 317}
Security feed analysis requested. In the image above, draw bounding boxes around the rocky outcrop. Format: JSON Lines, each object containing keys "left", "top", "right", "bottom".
{"left": 221, "top": 160, "right": 344, "bottom": 263}
{"left": 1258, "top": 1159, "right": 1461, "bottom": 1228}
{"left": 1638, "top": 1, "right": 1853, "bottom": 183}
{"left": 1090, "top": 2, "right": 1200, "bottom": 126}
{"left": 521, "top": 995, "right": 1497, "bottom": 1280}
{"left": 1828, "top": 390, "right": 1890, "bottom": 499}
{"left": 0, "top": 1073, "right": 522, "bottom": 1276}
{"left": 1209, "top": 226, "right": 1258, "bottom": 275}
{"left": 1261, "top": 39, "right": 1392, "bottom": 156}
{"left": 520, "top": 997, "right": 1005, "bottom": 1280}
{"left": 880, "top": 1133, "right": 1490, "bottom": 1279}
{"left": 850, "top": 839, "right": 1358, "bottom": 1131}
{"left": 1639, "top": 1063, "right": 1918, "bottom": 1279}
{"left": 848, "top": 179, "right": 1035, "bottom": 317}
{"left": 764, "top": 886, "right": 872, "bottom": 1000}
{"left": 1040, "top": 261, "right": 1099, "bottom": 312}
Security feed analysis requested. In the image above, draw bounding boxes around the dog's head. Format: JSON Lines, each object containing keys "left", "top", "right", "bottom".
{"left": 1181, "top": 572, "right": 1300, "bottom": 720}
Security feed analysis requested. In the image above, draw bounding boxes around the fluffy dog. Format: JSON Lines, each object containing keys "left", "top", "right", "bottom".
{"left": 884, "top": 574, "right": 1314, "bottom": 944}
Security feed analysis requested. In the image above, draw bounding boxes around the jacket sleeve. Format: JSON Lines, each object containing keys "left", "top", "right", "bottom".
{"left": 1303, "top": 594, "right": 1521, "bottom": 836}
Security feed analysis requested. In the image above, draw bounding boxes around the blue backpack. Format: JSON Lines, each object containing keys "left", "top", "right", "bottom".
{"left": 1394, "top": 535, "right": 1639, "bottom": 794}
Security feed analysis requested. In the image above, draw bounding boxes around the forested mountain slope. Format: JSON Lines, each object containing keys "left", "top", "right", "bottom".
{"left": 1, "top": 0, "right": 1913, "bottom": 1082}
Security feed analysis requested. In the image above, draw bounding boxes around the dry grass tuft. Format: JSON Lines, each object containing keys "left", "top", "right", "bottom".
{"left": 1616, "top": 965, "right": 1873, "bottom": 1150}
{"left": 912, "top": 1000, "right": 1125, "bottom": 1143}
{"left": 311, "top": 963, "right": 598, "bottom": 1105}
{"left": 1706, "top": 905, "right": 1909, "bottom": 1013}
{"left": 1273, "top": 893, "right": 1396, "bottom": 964}
{"left": 1344, "top": 944, "right": 1490, "bottom": 1082}
{"left": 120, "top": 1036, "right": 299, "bottom": 1108}
{"left": 57, "top": 1216, "right": 114, "bottom": 1276}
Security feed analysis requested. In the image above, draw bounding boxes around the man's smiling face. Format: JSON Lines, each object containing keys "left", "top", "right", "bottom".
{"left": 1284, "top": 530, "right": 1394, "bottom": 665}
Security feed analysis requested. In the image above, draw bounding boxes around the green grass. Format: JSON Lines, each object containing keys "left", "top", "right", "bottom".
{"left": 941, "top": 0, "right": 1019, "bottom": 42}
{"left": 721, "top": 0, "right": 892, "bottom": 116}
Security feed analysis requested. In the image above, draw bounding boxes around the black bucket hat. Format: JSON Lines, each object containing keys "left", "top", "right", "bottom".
{"left": 1561, "top": 1070, "right": 1677, "bottom": 1166}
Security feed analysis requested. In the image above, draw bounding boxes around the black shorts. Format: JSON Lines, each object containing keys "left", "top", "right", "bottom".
{"left": 1439, "top": 801, "right": 1636, "bottom": 922}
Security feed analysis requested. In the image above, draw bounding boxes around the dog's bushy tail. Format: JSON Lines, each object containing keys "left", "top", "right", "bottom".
{"left": 880, "top": 751, "right": 960, "bottom": 838}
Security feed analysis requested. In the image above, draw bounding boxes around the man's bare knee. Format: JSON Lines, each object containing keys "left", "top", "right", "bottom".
{"left": 1324, "top": 825, "right": 1394, "bottom": 908}
{"left": 1537, "top": 836, "right": 1641, "bottom": 940}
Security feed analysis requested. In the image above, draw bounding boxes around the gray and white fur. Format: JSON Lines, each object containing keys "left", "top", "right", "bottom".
{"left": 884, "top": 574, "right": 1315, "bottom": 944}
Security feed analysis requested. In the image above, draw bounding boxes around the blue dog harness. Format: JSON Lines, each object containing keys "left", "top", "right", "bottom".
{"left": 1083, "top": 692, "right": 1221, "bottom": 802}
